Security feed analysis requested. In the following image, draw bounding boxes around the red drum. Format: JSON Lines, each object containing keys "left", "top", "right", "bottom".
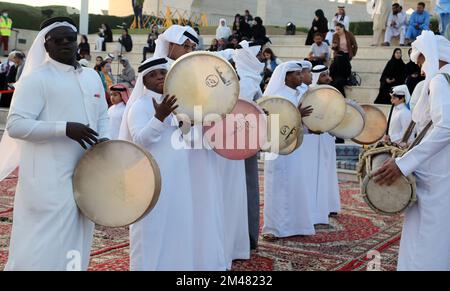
{"left": 204, "top": 99, "right": 267, "bottom": 160}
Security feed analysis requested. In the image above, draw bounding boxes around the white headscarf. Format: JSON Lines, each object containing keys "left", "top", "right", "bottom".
{"left": 410, "top": 31, "right": 450, "bottom": 123}
{"left": 118, "top": 57, "right": 170, "bottom": 142}
{"left": 391, "top": 84, "right": 411, "bottom": 105}
{"left": 216, "top": 18, "right": 232, "bottom": 40}
{"left": 311, "top": 64, "right": 329, "bottom": 87}
{"left": 263, "top": 61, "right": 303, "bottom": 96}
{"left": 154, "top": 25, "right": 199, "bottom": 60}
{"left": 233, "top": 40, "right": 264, "bottom": 78}
{"left": 0, "top": 21, "right": 77, "bottom": 181}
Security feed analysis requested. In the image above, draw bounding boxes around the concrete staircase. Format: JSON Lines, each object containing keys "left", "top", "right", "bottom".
{"left": 0, "top": 108, "right": 7, "bottom": 138}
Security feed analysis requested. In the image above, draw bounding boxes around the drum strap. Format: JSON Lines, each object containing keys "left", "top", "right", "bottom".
{"left": 400, "top": 73, "right": 450, "bottom": 148}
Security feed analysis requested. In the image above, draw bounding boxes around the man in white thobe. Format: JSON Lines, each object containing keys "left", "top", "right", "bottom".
{"left": 154, "top": 25, "right": 228, "bottom": 270}
{"left": 383, "top": 3, "right": 407, "bottom": 46}
{"left": 310, "top": 65, "right": 341, "bottom": 218}
{"left": 0, "top": 17, "right": 109, "bottom": 271}
{"left": 119, "top": 57, "right": 196, "bottom": 271}
{"left": 371, "top": 0, "right": 392, "bottom": 46}
{"left": 374, "top": 32, "right": 450, "bottom": 271}
{"left": 263, "top": 61, "right": 318, "bottom": 239}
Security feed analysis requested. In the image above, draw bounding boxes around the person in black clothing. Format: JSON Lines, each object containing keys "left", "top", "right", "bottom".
{"left": 405, "top": 47, "right": 424, "bottom": 94}
{"left": 94, "top": 56, "right": 103, "bottom": 72}
{"left": 208, "top": 38, "right": 219, "bottom": 51}
{"left": 142, "top": 24, "right": 159, "bottom": 62}
{"left": 252, "top": 17, "right": 270, "bottom": 45}
{"left": 226, "top": 36, "right": 240, "bottom": 49}
{"left": 374, "top": 48, "right": 407, "bottom": 104}
{"left": 232, "top": 14, "right": 241, "bottom": 36}
{"left": 329, "top": 51, "right": 352, "bottom": 97}
{"left": 237, "top": 16, "right": 252, "bottom": 40}
{"left": 118, "top": 28, "right": 133, "bottom": 53}
{"left": 101, "top": 23, "right": 113, "bottom": 52}
{"left": 77, "top": 35, "right": 90, "bottom": 61}
{"left": 305, "top": 9, "right": 329, "bottom": 45}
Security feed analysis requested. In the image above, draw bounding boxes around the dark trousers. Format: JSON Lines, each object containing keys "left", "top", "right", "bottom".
{"left": 245, "top": 154, "right": 260, "bottom": 250}
{"left": 0, "top": 36, "right": 9, "bottom": 53}
{"left": 142, "top": 46, "right": 155, "bottom": 62}
{"left": 133, "top": 6, "right": 144, "bottom": 28}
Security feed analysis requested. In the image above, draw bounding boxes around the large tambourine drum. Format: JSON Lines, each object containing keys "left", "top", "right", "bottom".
{"left": 301, "top": 85, "right": 346, "bottom": 133}
{"left": 73, "top": 141, "right": 161, "bottom": 227}
{"left": 329, "top": 99, "right": 366, "bottom": 139}
{"left": 164, "top": 51, "right": 240, "bottom": 124}
{"left": 257, "top": 96, "right": 303, "bottom": 155}
{"left": 352, "top": 104, "right": 387, "bottom": 145}
{"left": 358, "top": 143, "right": 416, "bottom": 215}
{"left": 204, "top": 99, "right": 267, "bottom": 160}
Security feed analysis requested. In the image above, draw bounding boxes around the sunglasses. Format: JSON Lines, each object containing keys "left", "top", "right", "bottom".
{"left": 45, "top": 33, "right": 78, "bottom": 45}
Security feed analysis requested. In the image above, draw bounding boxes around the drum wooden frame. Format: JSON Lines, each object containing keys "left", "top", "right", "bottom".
{"left": 73, "top": 140, "right": 161, "bottom": 227}
{"left": 352, "top": 104, "right": 387, "bottom": 145}
{"left": 358, "top": 143, "right": 417, "bottom": 216}
{"left": 329, "top": 99, "right": 366, "bottom": 139}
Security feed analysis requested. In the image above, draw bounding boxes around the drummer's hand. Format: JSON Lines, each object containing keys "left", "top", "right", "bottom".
{"left": 153, "top": 95, "right": 179, "bottom": 122}
{"left": 372, "top": 158, "right": 403, "bottom": 186}
{"left": 299, "top": 105, "right": 313, "bottom": 118}
{"left": 66, "top": 122, "right": 99, "bottom": 150}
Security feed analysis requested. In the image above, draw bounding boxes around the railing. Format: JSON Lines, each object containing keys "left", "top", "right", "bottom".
{"left": 130, "top": 6, "right": 209, "bottom": 29}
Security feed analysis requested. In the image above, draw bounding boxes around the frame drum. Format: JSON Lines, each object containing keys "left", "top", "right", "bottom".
{"left": 257, "top": 96, "right": 302, "bottom": 155}
{"left": 73, "top": 141, "right": 161, "bottom": 227}
{"left": 329, "top": 99, "right": 366, "bottom": 139}
{"left": 301, "top": 85, "right": 346, "bottom": 133}
{"left": 164, "top": 51, "right": 240, "bottom": 124}
{"left": 204, "top": 99, "right": 267, "bottom": 160}
{"left": 352, "top": 105, "right": 387, "bottom": 145}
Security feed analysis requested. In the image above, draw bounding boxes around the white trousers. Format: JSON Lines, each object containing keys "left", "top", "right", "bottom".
{"left": 384, "top": 26, "right": 406, "bottom": 45}
{"left": 96, "top": 37, "right": 104, "bottom": 51}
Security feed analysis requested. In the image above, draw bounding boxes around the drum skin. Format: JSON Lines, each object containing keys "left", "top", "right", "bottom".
{"left": 361, "top": 152, "right": 416, "bottom": 215}
{"left": 164, "top": 51, "right": 240, "bottom": 124}
{"left": 204, "top": 99, "right": 267, "bottom": 160}
{"left": 257, "top": 96, "right": 302, "bottom": 155}
{"left": 73, "top": 141, "right": 161, "bottom": 227}
{"left": 352, "top": 105, "right": 388, "bottom": 145}
{"left": 329, "top": 99, "right": 366, "bottom": 139}
{"left": 301, "top": 85, "right": 346, "bottom": 133}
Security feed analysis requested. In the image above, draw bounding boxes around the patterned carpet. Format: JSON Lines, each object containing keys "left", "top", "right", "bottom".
{"left": 0, "top": 169, "right": 403, "bottom": 271}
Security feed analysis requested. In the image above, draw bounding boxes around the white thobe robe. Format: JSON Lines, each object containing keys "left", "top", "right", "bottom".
{"left": 127, "top": 92, "right": 195, "bottom": 271}
{"left": 395, "top": 65, "right": 450, "bottom": 271}
{"left": 5, "top": 59, "right": 109, "bottom": 271}
{"left": 263, "top": 86, "right": 317, "bottom": 237}
{"left": 388, "top": 103, "right": 412, "bottom": 144}
{"left": 384, "top": 12, "right": 407, "bottom": 44}
{"left": 108, "top": 102, "right": 126, "bottom": 140}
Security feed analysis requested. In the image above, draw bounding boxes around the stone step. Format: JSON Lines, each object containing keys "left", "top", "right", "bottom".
{"left": 0, "top": 108, "right": 8, "bottom": 125}
{"left": 345, "top": 86, "right": 379, "bottom": 104}
{"left": 358, "top": 72, "right": 382, "bottom": 87}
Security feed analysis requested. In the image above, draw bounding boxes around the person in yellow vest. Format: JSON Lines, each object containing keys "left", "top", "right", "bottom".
{"left": 0, "top": 10, "right": 13, "bottom": 57}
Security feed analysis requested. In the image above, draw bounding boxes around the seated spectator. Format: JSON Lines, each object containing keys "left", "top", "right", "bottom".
{"left": 118, "top": 58, "right": 136, "bottom": 87}
{"left": 244, "top": 10, "right": 254, "bottom": 25}
{"left": 374, "top": 48, "right": 407, "bottom": 104}
{"left": 217, "top": 38, "right": 228, "bottom": 51}
{"left": 96, "top": 23, "right": 113, "bottom": 52}
{"left": 216, "top": 18, "right": 232, "bottom": 41}
{"left": 405, "top": 2, "right": 430, "bottom": 44}
{"left": 405, "top": 48, "right": 424, "bottom": 94}
{"left": 331, "top": 23, "right": 357, "bottom": 60}
{"left": 308, "top": 33, "right": 330, "bottom": 66}
{"left": 208, "top": 38, "right": 219, "bottom": 51}
{"left": 98, "top": 61, "right": 115, "bottom": 107}
{"left": 142, "top": 24, "right": 159, "bottom": 62}
{"left": 77, "top": 35, "right": 90, "bottom": 61}
{"left": 262, "top": 47, "right": 282, "bottom": 81}
{"left": 94, "top": 56, "right": 103, "bottom": 72}
{"left": 118, "top": 28, "right": 133, "bottom": 53}
{"left": 252, "top": 17, "right": 270, "bottom": 45}
{"left": 226, "top": 36, "right": 240, "bottom": 49}
{"left": 382, "top": 3, "right": 407, "bottom": 46}
{"left": 306, "top": 9, "right": 328, "bottom": 45}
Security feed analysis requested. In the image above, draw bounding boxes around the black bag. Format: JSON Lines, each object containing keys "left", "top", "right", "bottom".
{"left": 347, "top": 72, "right": 361, "bottom": 86}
